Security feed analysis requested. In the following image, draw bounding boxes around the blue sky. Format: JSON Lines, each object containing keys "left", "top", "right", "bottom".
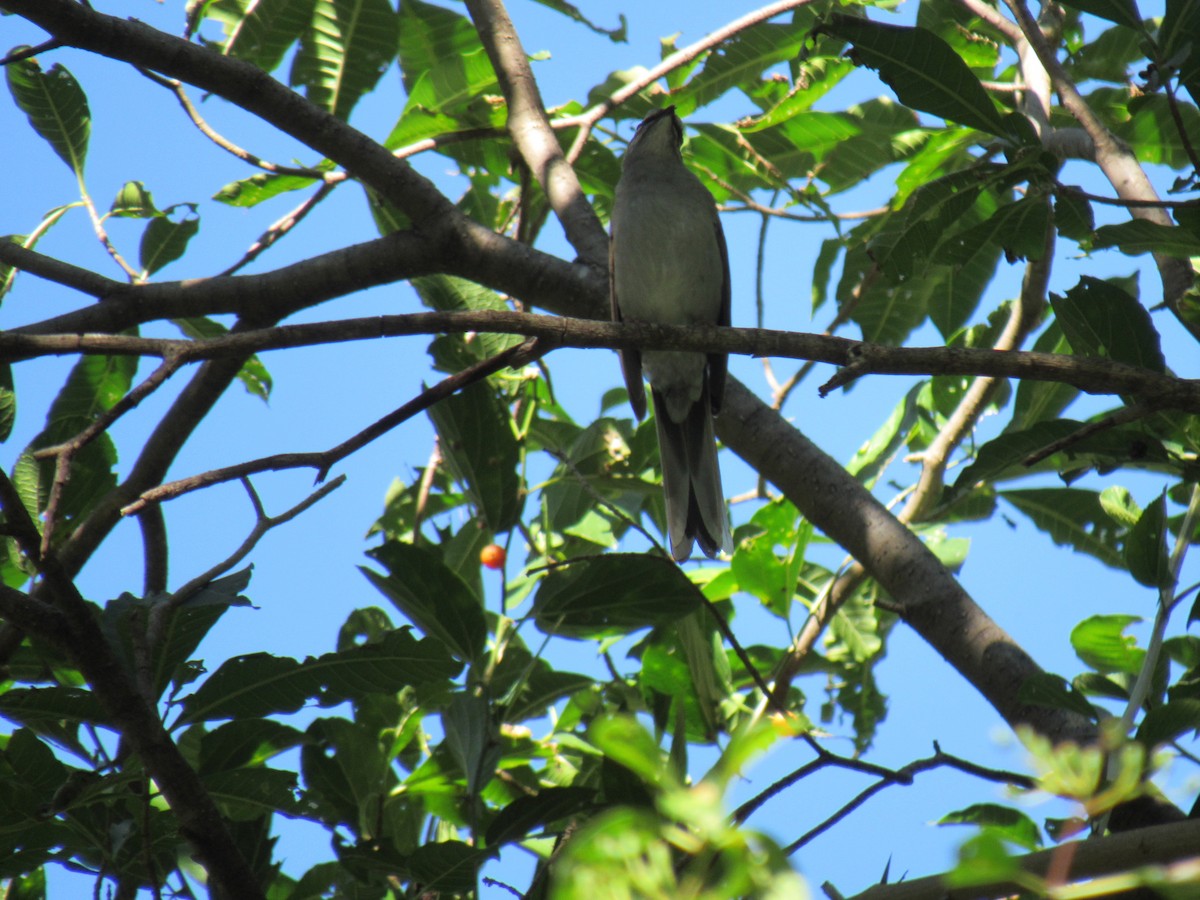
{"left": 2, "top": 0, "right": 1195, "bottom": 896}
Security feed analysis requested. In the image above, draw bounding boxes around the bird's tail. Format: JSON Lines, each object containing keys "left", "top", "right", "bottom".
{"left": 653, "top": 380, "right": 731, "bottom": 561}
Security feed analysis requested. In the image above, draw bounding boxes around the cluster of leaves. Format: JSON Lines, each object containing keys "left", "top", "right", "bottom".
{"left": 2, "top": 0, "right": 1200, "bottom": 897}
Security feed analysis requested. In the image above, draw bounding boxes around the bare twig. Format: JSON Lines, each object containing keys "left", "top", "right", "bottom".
{"left": 167, "top": 475, "right": 345, "bottom": 610}
{"left": 1021, "top": 402, "right": 1162, "bottom": 466}
{"left": 218, "top": 181, "right": 336, "bottom": 276}
{"left": 121, "top": 338, "right": 544, "bottom": 515}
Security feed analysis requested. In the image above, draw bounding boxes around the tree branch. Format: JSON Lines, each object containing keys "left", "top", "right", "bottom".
{"left": 465, "top": 0, "right": 608, "bottom": 266}
{"left": 849, "top": 819, "right": 1200, "bottom": 900}
{"left": 3, "top": 312, "right": 1196, "bottom": 413}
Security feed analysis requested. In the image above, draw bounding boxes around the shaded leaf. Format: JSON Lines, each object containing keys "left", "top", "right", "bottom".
{"left": 1049, "top": 276, "right": 1164, "bottom": 372}
{"left": 1056, "top": 0, "right": 1142, "bottom": 30}
{"left": 1017, "top": 673, "right": 1097, "bottom": 719}
{"left": 822, "top": 15, "right": 1011, "bottom": 139}
{"left": 1125, "top": 492, "right": 1170, "bottom": 588}
{"left": 1000, "top": 489, "right": 1123, "bottom": 568}
{"left": 173, "top": 317, "right": 272, "bottom": 400}
{"left": 485, "top": 787, "right": 596, "bottom": 847}
{"left": 427, "top": 382, "right": 523, "bottom": 533}
{"left": 1092, "top": 219, "right": 1200, "bottom": 258}
{"left": 532, "top": 554, "right": 703, "bottom": 639}
{"left": 176, "top": 628, "right": 459, "bottom": 724}
{"left": 140, "top": 204, "right": 200, "bottom": 277}
{"left": 361, "top": 540, "right": 486, "bottom": 662}
{"left": 1136, "top": 699, "right": 1200, "bottom": 749}
{"left": 6, "top": 55, "right": 90, "bottom": 175}
{"left": 407, "top": 841, "right": 486, "bottom": 894}
{"left": 109, "top": 181, "right": 161, "bottom": 218}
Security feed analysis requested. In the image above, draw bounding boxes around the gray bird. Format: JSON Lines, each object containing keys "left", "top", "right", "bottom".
{"left": 609, "top": 105, "right": 732, "bottom": 561}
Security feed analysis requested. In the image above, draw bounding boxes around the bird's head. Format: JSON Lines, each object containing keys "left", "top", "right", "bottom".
{"left": 623, "top": 105, "right": 684, "bottom": 167}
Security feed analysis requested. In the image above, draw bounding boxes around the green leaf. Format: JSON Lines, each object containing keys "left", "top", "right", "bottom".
{"left": 0, "top": 364, "right": 14, "bottom": 443}
{"left": 407, "top": 841, "right": 487, "bottom": 895}
{"left": 212, "top": 170, "right": 322, "bottom": 207}
{"left": 1056, "top": 0, "right": 1143, "bottom": 29}
{"left": 1071, "top": 614, "right": 1144, "bottom": 674}
{"left": 290, "top": 0, "right": 399, "bottom": 120}
{"left": 176, "top": 628, "right": 459, "bottom": 724}
{"left": 210, "top": 0, "right": 317, "bottom": 72}
{"left": 442, "top": 691, "right": 500, "bottom": 796}
{"left": 1054, "top": 190, "right": 1095, "bottom": 241}
{"left": 1006, "top": 322, "right": 1078, "bottom": 433}
{"left": 6, "top": 55, "right": 90, "bottom": 176}
{"left": 1017, "top": 673, "right": 1097, "bottom": 720}
{"left": 1099, "top": 485, "right": 1142, "bottom": 527}
{"left": 1161, "top": 0, "right": 1200, "bottom": 108}
{"left": 361, "top": 540, "right": 486, "bottom": 662}
{"left": 427, "top": 382, "right": 523, "bottom": 533}
{"left": 485, "top": 787, "right": 596, "bottom": 847}
{"left": 1000, "top": 489, "right": 1123, "bottom": 568}
{"left": 821, "top": 15, "right": 1011, "bottom": 139}
{"left": 1136, "top": 699, "right": 1200, "bottom": 749}
{"left": 532, "top": 554, "right": 703, "bottom": 639}
{"left": 199, "top": 719, "right": 305, "bottom": 774}
{"left": 936, "top": 195, "right": 1051, "bottom": 265}
{"left": 203, "top": 767, "right": 303, "bottom": 820}
{"left": 1049, "top": 276, "right": 1165, "bottom": 372}
{"left": 1092, "top": 219, "right": 1200, "bottom": 258}
{"left": 938, "top": 803, "right": 1042, "bottom": 850}
{"left": 1125, "top": 492, "right": 1170, "bottom": 588}
{"left": 589, "top": 714, "right": 668, "bottom": 785}
{"left": 139, "top": 204, "right": 200, "bottom": 277}
{"left": 672, "top": 22, "right": 810, "bottom": 117}
{"left": 109, "top": 181, "right": 161, "bottom": 218}
{"left": 173, "top": 317, "right": 272, "bottom": 400}
{"left": 0, "top": 687, "right": 111, "bottom": 729}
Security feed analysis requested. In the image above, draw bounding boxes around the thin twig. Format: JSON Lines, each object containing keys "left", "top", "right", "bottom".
{"left": 0, "top": 38, "right": 65, "bottom": 66}
{"left": 218, "top": 181, "right": 336, "bottom": 276}
{"left": 1021, "top": 402, "right": 1161, "bottom": 467}
{"left": 121, "top": 338, "right": 544, "bottom": 515}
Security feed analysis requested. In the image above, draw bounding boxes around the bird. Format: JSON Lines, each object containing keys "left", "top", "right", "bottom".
{"left": 609, "top": 105, "right": 733, "bottom": 561}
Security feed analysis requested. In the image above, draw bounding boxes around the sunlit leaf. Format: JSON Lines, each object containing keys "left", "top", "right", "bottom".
{"left": 291, "top": 0, "right": 398, "bottom": 120}
{"left": 1071, "top": 614, "right": 1144, "bottom": 674}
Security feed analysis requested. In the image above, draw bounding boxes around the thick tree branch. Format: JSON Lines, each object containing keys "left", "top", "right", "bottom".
{"left": 849, "top": 819, "right": 1200, "bottom": 900}
{"left": 717, "top": 380, "right": 1097, "bottom": 746}
{"left": 3, "top": 312, "right": 1196, "bottom": 413}
{"left": 465, "top": 0, "right": 608, "bottom": 265}
{"left": 999, "top": 0, "right": 1197, "bottom": 340}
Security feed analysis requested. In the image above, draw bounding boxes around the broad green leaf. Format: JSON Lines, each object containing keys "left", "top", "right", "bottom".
{"left": 397, "top": 0, "right": 485, "bottom": 93}
{"left": 139, "top": 204, "right": 200, "bottom": 277}
{"left": 0, "top": 687, "right": 111, "bottom": 729}
{"left": 822, "top": 15, "right": 1012, "bottom": 140}
{"left": 203, "top": 767, "right": 303, "bottom": 820}
{"left": 199, "top": 719, "right": 305, "bottom": 774}
{"left": 936, "top": 194, "right": 1051, "bottom": 265}
{"left": 291, "top": 0, "right": 398, "bottom": 120}
{"left": 1056, "top": 0, "right": 1143, "bottom": 29}
{"left": 413, "top": 275, "right": 523, "bottom": 361}
{"left": 1136, "top": 699, "right": 1200, "bottom": 749}
{"left": 301, "top": 716, "right": 394, "bottom": 827}
{"left": 946, "top": 832, "right": 1020, "bottom": 888}
{"left": 999, "top": 489, "right": 1123, "bottom": 568}
{"left": 532, "top": 554, "right": 702, "bottom": 639}
{"left": 672, "top": 22, "right": 810, "bottom": 117}
{"left": 938, "top": 803, "right": 1042, "bottom": 850}
{"left": 1161, "top": 0, "right": 1200, "bottom": 107}
{"left": 1049, "top": 276, "right": 1165, "bottom": 372}
{"left": 6, "top": 55, "right": 90, "bottom": 176}
{"left": 1125, "top": 493, "right": 1170, "bottom": 588}
{"left": 1099, "top": 485, "right": 1142, "bottom": 527}
{"left": 427, "top": 382, "right": 523, "bottom": 533}
{"left": 173, "top": 317, "right": 273, "bottom": 400}
{"left": 109, "top": 181, "right": 161, "bottom": 218}
{"left": 209, "top": 0, "right": 317, "bottom": 72}
{"left": 1006, "top": 322, "right": 1078, "bottom": 433}
{"left": 212, "top": 170, "right": 322, "bottom": 207}
{"left": 1071, "top": 614, "right": 1144, "bottom": 674}
{"left": 589, "top": 715, "right": 668, "bottom": 785}
{"left": 1092, "top": 219, "right": 1200, "bottom": 257}
{"left": 1067, "top": 23, "right": 1146, "bottom": 84}
{"left": 175, "top": 628, "right": 459, "bottom": 724}
{"left": 407, "top": 841, "right": 487, "bottom": 894}
{"left": 361, "top": 540, "right": 487, "bottom": 662}
{"left": 1054, "top": 190, "right": 1095, "bottom": 242}
{"left": 1017, "top": 672, "right": 1097, "bottom": 719}
{"left": 485, "top": 787, "right": 597, "bottom": 847}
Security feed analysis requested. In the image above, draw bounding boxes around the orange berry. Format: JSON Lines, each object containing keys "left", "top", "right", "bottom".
{"left": 480, "top": 544, "right": 506, "bottom": 570}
